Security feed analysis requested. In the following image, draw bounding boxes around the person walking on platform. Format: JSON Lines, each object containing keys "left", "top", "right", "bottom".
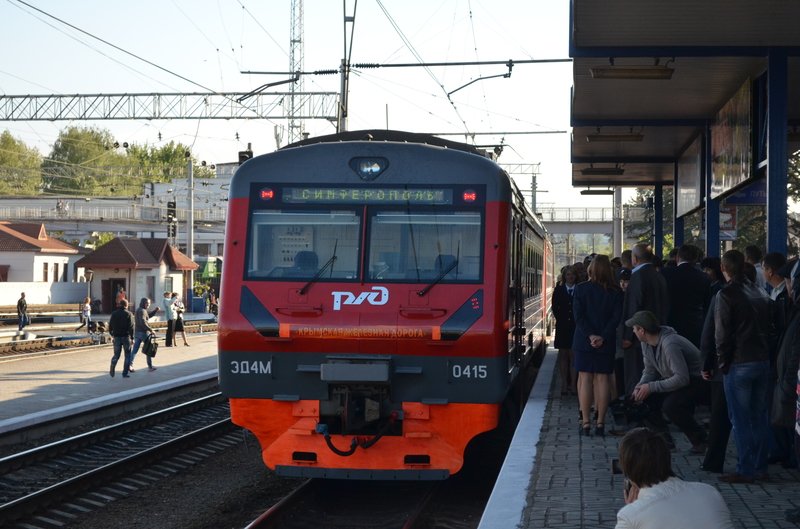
{"left": 16, "top": 292, "right": 28, "bottom": 331}
{"left": 614, "top": 427, "right": 733, "bottom": 529}
{"left": 553, "top": 266, "right": 578, "bottom": 396}
{"left": 108, "top": 299, "right": 135, "bottom": 378}
{"left": 76, "top": 296, "right": 91, "bottom": 332}
{"left": 573, "top": 255, "right": 623, "bottom": 437}
{"left": 715, "top": 250, "right": 774, "bottom": 484}
{"left": 129, "top": 297, "right": 161, "bottom": 373}
{"left": 162, "top": 291, "right": 175, "bottom": 347}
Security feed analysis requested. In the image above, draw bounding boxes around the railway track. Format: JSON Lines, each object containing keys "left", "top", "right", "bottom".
{"left": 0, "top": 393, "right": 237, "bottom": 528}
{"left": 244, "top": 479, "right": 439, "bottom": 529}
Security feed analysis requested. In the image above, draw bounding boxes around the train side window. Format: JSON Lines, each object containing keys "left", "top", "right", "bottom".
{"left": 246, "top": 210, "right": 361, "bottom": 280}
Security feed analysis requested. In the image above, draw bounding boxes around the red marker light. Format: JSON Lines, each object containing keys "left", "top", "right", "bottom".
{"left": 260, "top": 188, "right": 275, "bottom": 200}
{"left": 463, "top": 190, "right": 477, "bottom": 202}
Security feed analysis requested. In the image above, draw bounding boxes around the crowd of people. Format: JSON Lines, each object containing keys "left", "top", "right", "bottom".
{"left": 107, "top": 291, "right": 191, "bottom": 378}
{"left": 552, "top": 243, "right": 800, "bottom": 525}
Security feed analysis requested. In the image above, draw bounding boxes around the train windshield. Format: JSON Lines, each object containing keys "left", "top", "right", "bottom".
{"left": 368, "top": 211, "right": 482, "bottom": 282}
{"left": 247, "top": 210, "right": 361, "bottom": 280}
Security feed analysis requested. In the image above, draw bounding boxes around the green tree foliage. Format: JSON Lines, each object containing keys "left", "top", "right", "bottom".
{"left": 0, "top": 130, "right": 42, "bottom": 194}
{"left": 41, "top": 127, "right": 214, "bottom": 197}
{"left": 86, "top": 231, "right": 116, "bottom": 249}
{"left": 625, "top": 187, "right": 675, "bottom": 257}
{"left": 42, "top": 126, "right": 126, "bottom": 195}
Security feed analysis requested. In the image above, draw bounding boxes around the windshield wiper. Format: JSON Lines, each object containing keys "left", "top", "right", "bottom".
{"left": 300, "top": 240, "right": 338, "bottom": 295}
{"left": 417, "top": 257, "right": 458, "bottom": 297}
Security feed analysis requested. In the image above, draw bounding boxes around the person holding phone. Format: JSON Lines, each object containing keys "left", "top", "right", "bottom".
{"left": 614, "top": 428, "right": 733, "bottom": 529}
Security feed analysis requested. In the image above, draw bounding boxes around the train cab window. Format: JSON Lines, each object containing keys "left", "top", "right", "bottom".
{"left": 247, "top": 210, "right": 361, "bottom": 280}
{"left": 368, "top": 211, "right": 482, "bottom": 282}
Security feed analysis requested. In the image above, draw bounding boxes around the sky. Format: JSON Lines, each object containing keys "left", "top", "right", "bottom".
{"left": 0, "top": 0, "right": 618, "bottom": 208}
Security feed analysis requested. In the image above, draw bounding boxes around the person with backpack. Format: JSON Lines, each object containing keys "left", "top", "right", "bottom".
{"left": 128, "top": 297, "right": 160, "bottom": 373}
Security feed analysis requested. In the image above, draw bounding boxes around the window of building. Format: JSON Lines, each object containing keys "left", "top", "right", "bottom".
{"left": 43, "top": 262, "right": 49, "bottom": 282}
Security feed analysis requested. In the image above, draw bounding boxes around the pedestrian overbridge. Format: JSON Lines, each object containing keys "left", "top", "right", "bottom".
{"left": 538, "top": 206, "right": 647, "bottom": 235}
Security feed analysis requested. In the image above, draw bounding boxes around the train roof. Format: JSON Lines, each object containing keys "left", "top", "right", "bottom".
{"left": 283, "top": 129, "right": 492, "bottom": 158}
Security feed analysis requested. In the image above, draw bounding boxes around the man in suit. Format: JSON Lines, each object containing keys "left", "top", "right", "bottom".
{"left": 661, "top": 244, "right": 711, "bottom": 348}
{"left": 621, "top": 243, "right": 670, "bottom": 395}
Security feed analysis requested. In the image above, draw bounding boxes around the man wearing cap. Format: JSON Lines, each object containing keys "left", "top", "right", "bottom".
{"left": 715, "top": 249, "right": 773, "bottom": 484}
{"left": 626, "top": 310, "right": 708, "bottom": 453}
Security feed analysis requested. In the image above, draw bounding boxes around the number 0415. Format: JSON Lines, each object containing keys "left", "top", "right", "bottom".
{"left": 452, "top": 364, "right": 487, "bottom": 379}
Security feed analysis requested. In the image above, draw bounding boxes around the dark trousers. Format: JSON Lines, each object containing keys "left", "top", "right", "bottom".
{"left": 623, "top": 340, "right": 644, "bottom": 396}
{"left": 645, "top": 377, "right": 708, "bottom": 446}
{"left": 166, "top": 320, "right": 175, "bottom": 347}
{"left": 702, "top": 380, "right": 731, "bottom": 471}
{"left": 614, "top": 357, "right": 625, "bottom": 398}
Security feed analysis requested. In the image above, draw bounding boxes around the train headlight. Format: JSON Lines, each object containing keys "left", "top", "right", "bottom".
{"left": 350, "top": 157, "right": 388, "bottom": 180}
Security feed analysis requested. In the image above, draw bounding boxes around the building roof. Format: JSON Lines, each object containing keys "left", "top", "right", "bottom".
{"left": 75, "top": 238, "right": 199, "bottom": 271}
{"left": 569, "top": 0, "right": 800, "bottom": 188}
{"left": 0, "top": 222, "right": 82, "bottom": 254}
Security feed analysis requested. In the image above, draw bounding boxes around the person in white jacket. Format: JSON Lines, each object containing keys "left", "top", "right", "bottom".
{"left": 615, "top": 428, "right": 733, "bottom": 529}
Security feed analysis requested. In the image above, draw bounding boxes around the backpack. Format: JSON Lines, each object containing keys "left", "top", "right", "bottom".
{"left": 143, "top": 333, "right": 159, "bottom": 357}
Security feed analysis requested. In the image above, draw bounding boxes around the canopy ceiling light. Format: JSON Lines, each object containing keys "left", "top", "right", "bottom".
{"left": 580, "top": 188, "right": 615, "bottom": 195}
{"left": 586, "top": 132, "right": 644, "bottom": 142}
{"left": 589, "top": 66, "right": 674, "bottom": 80}
{"left": 580, "top": 167, "right": 624, "bottom": 176}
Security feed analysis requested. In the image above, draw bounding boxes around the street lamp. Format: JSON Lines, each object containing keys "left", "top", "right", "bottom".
{"left": 85, "top": 269, "right": 94, "bottom": 300}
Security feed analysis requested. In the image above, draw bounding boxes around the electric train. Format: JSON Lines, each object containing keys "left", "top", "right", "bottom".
{"left": 217, "top": 130, "right": 553, "bottom": 479}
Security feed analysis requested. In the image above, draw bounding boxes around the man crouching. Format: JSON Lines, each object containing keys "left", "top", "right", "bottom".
{"left": 625, "top": 310, "right": 708, "bottom": 453}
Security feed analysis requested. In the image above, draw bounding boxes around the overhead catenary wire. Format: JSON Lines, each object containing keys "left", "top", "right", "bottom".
{"left": 242, "top": 57, "right": 572, "bottom": 76}
{"left": 10, "top": 0, "right": 275, "bottom": 124}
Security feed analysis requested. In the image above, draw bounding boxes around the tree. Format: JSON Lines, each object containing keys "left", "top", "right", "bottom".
{"left": 85, "top": 231, "right": 116, "bottom": 249}
{"left": 625, "top": 187, "right": 675, "bottom": 257}
{"left": 0, "top": 130, "right": 42, "bottom": 195}
{"left": 42, "top": 126, "right": 126, "bottom": 195}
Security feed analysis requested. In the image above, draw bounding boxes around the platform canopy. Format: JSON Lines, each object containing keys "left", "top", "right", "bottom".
{"left": 570, "top": 0, "right": 800, "bottom": 188}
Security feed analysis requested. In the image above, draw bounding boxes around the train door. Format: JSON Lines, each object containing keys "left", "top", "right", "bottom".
{"left": 508, "top": 210, "right": 525, "bottom": 370}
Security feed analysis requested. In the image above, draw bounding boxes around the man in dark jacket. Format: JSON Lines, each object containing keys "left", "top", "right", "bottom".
{"left": 620, "top": 243, "right": 670, "bottom": 394}
{"left": 661, "top": 244, "right": 711, "bottom": 348}
{"left": 715, "top": 250, "right": 774, "bottom": 484}
{"left": 626, "top": 310, "right": 707, "bottom": 452}
{"left": 108, "top": 298, "right": 135, "bottom": 378}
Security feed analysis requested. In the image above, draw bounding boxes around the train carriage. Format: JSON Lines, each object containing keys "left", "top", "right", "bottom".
{"left": 218, "top": 130, "right": 552, "bottom": 479}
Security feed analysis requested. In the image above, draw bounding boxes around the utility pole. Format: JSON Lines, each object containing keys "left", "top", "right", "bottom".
{"left": 337, "top": 1, "right": 357, "bottom": 133}
{"left": 613, "top": 186, "right": 623, "bottom": 256}
{"left": 288, "top": 0, "right": 304, "bottom": 143}
{"left": 186, "top": 153, "right": 195, "bottom": 309}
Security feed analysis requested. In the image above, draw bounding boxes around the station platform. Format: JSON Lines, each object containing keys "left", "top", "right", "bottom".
{"left": 480, "top": 348, "right": 800, "bottom": 529}
{"left": 0, "top": 332, "right": 219, "bottom": 436}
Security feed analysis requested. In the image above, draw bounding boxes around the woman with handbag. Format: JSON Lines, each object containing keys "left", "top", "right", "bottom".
{"left": 129, "top": 297, "right": 160, "bottom": 373}
{"left": 172, "top": 293, "right": 190, "bottom": 346}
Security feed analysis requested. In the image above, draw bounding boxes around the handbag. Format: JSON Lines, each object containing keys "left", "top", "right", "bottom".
{"left": 143, "top": 333, "right": 159, "bottom": 357}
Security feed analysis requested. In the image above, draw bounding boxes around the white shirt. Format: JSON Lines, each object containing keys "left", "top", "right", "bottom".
{"left": 616, "top": 477, "right": 733, "bottom": 529}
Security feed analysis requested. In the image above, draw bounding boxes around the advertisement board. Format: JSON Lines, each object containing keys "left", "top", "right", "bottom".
{"left": 710, "top": 80, "right": 752, "bottom": 199}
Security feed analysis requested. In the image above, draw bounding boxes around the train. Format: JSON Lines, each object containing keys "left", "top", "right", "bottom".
{"left": 217, "top": 130, "right": 553, "bottom": 480}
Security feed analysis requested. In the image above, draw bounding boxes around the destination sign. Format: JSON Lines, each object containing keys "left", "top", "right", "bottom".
{"left": 283, "top": 187, "right": 453, "bottom": 205}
